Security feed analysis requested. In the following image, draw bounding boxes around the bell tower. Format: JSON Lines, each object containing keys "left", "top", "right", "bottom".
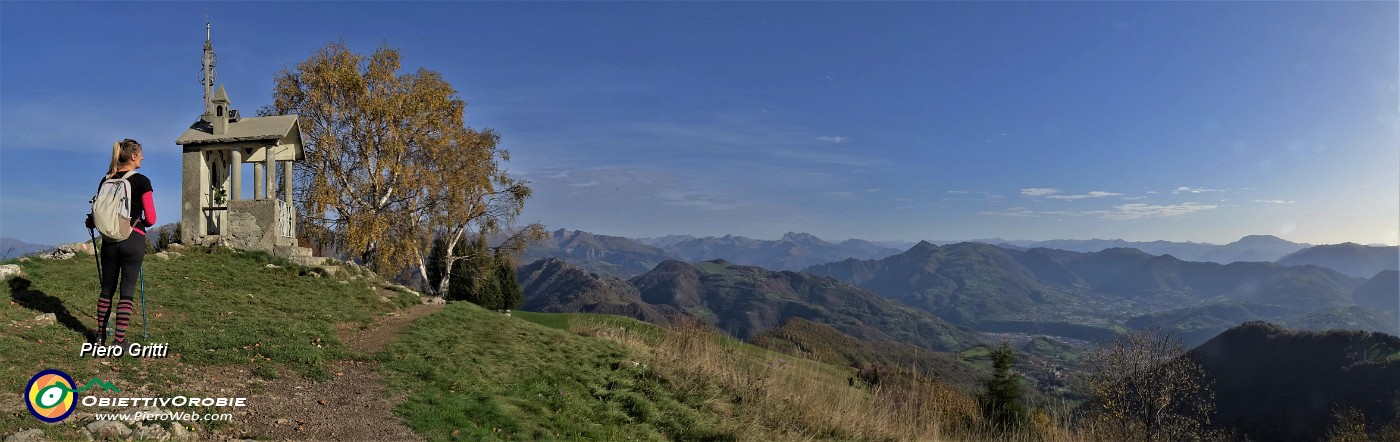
{"left": 177, "top": 19, "right": 307, "bottom": 260}
{"left": 211, "top": 85, "right": 230, "bottom": 135}
{"left": 200, "top": 21, "right": 217, "bottom": 122}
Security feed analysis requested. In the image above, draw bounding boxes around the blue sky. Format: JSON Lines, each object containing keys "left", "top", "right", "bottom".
{"left": 2, "top": 2, "right": 1397, "bottom": 247}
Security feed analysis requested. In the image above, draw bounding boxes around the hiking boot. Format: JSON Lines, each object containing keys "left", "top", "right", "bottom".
{"left": 93, "top": 331, "right": 106, "bottom": 346}
{"left": 112, "top": 338, "right": 126, "bottom": 348}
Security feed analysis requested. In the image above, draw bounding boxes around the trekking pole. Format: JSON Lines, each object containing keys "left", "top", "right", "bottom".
{"left": 140, "top": 266, "right": 147, "bottom": 339}
{"left": 88, "top": 228, "right": 101, "bottom": 282}
{"left": 89, "top": 228, "right": 112, "bottom": 339}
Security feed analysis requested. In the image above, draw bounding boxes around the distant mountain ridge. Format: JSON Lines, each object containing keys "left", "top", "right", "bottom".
{"left": 519, "top": 229, "right": 1389, "bottom": 343}
{"left": 1278, "top": 243, "right": 1399, "bottom": 278}
{"left": 959, "top": 235, "right": 1311, "bottom": 264}
{"left": 638, "top": 232, "right": 905, "bottom": 272}
{"left": 803, "top": 241, "right": 1364, "bottom": 339}
{"left": 804, "top": 241, "right": 1055, "bottom": 325}
{"left": 516, "top": 257, "right": 678, "bottom": 326}
{"left": 524, "top": 229, "right": 1396, "bottom": 279}
{"left": 524, "top": 230, "right": 904, "bottom": 278}
{"left": 0, "top": 237, "right": 54, "bottom": 258}
{"left": 1352, "top": 270, "right": 1399, "bottom": 315}
{"left": 1128, "top": 302, "right": 1399, "bottom": 346}
{"left": 520, "top": 229, "right": 677, "bottom": 278}
{"left": 518, "top": 257, "right": 980, "bottom": 352}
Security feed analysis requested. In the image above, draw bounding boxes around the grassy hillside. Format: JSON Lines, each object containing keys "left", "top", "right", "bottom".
{"left": 1, "top": 246, "right": 418, "bottom": 438}
{"left": 751, "top": 317, "right": 985, "bottom": 392}
{"left": 4, "top": 246, "right": 1077, "bottom": 441}
{"left": 380, "top": 304, "right": 1067, "bottom": 441}
{"left": 380, "top": 304, "right": 732, "bottom": 441}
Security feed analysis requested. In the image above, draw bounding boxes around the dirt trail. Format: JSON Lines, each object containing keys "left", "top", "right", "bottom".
{"left": 199, "top": 301, "right": 445, "bottom": 441}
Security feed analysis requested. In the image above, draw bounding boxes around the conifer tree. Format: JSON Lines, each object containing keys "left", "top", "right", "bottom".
{"left": 496, "top": 253, "right": 524, "bottom": 311}
{"left": 979, "top": 342, "right": 1026, "bottom": 432}
{"left": 448, "top": 236, "right": 503, "bottom": 309}
{"left": 155, "top": 229, "right": 172, "bottom": 251}
{"left": 425, "top": 237, "right": 447, "bottom": 292}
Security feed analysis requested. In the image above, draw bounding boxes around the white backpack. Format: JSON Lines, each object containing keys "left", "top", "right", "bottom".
{"left": 91, "top": 171, "right": 136, "bottom": 242}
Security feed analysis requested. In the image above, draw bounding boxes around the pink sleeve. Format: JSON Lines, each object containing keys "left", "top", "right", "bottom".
{"left": 142, "top": 191, "right": 157, "bottom": 226}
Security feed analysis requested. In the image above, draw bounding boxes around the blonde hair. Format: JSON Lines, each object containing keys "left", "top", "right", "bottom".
{"left": 108, "top": 139, "right": 142, "bottom": 176}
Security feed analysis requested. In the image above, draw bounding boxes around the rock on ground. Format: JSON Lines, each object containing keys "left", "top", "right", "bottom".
{"left": 131, "top": 423, "right": 171, "bottom": 441}
{"left": 85, "top": 421, "right": 131, "bottom": 439}
{"left": 168, "top": 422, "right": 193, "bottom": 441}
{"left": 0, "top": 264, "right": 22, "bottom": 280}
{"left": 3, "top": 429, "right": 45, "bottom": 442}
{"left": 42, "top": 242, "right": 94, "bottom": 260}
{"left": 32, "top": 313, "right": 56, "bottom": 327}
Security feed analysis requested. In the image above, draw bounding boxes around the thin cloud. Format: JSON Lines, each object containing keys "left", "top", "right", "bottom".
{"left": 1174, "top": 186, "right": 1226, "bottom": 194}
{"left": 1254, "top": 199, "right": 1296, "bottom": 204}
{"left": 816, "top": 136, "right": 849, "bottom": 143}
{"left": 1045, "top": 191, "right": 1124, "bottom": 200}
{"left": 982, "top": 202, "right": 1217, "bottom": 220}
{"left": 980, "top": 207, "right": 1106, "bottom": 218}
{"left": 568, "top": 180, "right": 601, "bottom": 187}
{"left": 1100, "top": 203, "right": 1218, "bottom": 220}
{"left": 1020, "top": 188, "right": 1060, "bottom": 197}
{"left": 947, "top": 190, "right": 1003, "bottom": 200}
{"left": 655, "top": 190, "right": 740, "bottom": 211}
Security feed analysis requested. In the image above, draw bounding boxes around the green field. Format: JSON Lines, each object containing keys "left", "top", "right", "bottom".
{"left": 1, "top": 246, "right": 414, "bottom": 438}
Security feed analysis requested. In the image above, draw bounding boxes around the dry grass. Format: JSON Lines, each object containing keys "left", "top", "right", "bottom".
{"left": 569, "top": 316, "right": 1089, "bottom": 442}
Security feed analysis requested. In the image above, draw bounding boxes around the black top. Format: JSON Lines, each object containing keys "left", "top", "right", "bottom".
{"left": 96, "top": 171, "right": 154, "bottom": 229}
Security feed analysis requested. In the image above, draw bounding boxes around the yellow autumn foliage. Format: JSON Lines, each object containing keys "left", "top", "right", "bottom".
{"left": 267, "top": 41, "right": 542, "bottom": 280}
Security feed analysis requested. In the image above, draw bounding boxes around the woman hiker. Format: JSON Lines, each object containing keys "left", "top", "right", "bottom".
{"left": 85, "top": 138, "right": 155, "bottom": 347}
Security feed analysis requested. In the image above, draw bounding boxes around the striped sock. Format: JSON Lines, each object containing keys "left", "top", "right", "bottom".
{"left": 114, "top": 299, "right": 134, "bottom": 342}
{"left": 96, "top": 298, "right": 113, "bottom": 334}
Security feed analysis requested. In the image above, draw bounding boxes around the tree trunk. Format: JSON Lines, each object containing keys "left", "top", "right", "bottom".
{"left": 434, "top": 226, "right": 467, "bottom": 297}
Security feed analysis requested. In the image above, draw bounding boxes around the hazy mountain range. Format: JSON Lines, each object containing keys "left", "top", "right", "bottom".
{"left": 524, "top": 229, "right": 1396, "bottom": 278}
{"left": 805, "top": 241, "right": 1396, "bottom": 342}
{"left": 521, "top": 229, "right": 908, "bottom": 278}
{"left": 635, "top": 232, "right": 905, "bottom": 271}
{"left": 518, "top": 256, "right": 980, "bottom": 352}
{"left": 519, "top": 229, "right": 675, "bottom": 278}
{"left": 0, "top": 237, "right": 54, "bottom": 258}
{"left": 517, "top": 229, "right": 1397, "bottom": 344}
{"left": 1277, "top": 242, "right": 1400, "bottom": 278}
{"left": 977, "top": 234, "right": 1314, "bottom": 264}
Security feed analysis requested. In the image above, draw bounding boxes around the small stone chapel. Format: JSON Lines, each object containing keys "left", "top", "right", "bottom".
{"left": 175, "top": 23, "right": 319, "bottom": 264}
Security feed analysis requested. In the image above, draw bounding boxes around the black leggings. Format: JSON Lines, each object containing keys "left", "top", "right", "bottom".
{"left": 98, "top": 233, "right": 145, "bottom": 339}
